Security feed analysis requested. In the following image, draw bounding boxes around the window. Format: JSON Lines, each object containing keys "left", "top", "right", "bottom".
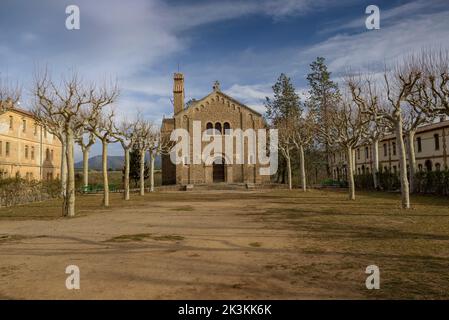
{"left": 357, "top": 148, "right": 360, "bottom": 160}
{"left": 25, "top": 145, "right": 29, "bottom": 159}
{"left": 31, "top": 146, "right": 35, "bottom": 160}
{"left": 0, "top": 141, "right": 2, "bottom": 155}
{"left": 383, "top": 143, "right": 387, "bottom": 157}
{"left": 365, "top": 147, "right": 369, "bottom": 159}
{"left": 434, "top": 134, "right": 440, "bottom": 150}
{"left": 44, "top": 128, "right": 47, "bottom": 138}
{"left": 22, "top": 119, "right": 26, "bottom": 133}
{"left": 9, "top": 116, "right": 13, "bottom": 130}
{"left": 435, "top": 163, "right": 441, "bottom": 171}
{"left": 34, "top": 123, "right": 38, "bottom": 136}
{"left": 214, "top": 122, "right": 222, "bottom": 134}
{"left": 392, "top": 142, "right": 396, "bottom": 156}
{"left": 417, "top": 137, "right": 422, "bottom": 153}
{"left": 46, "top": 148, "right": 50, "bottom": 161}
{"left": 206, "top": 122, "right": 213, "bottom": 134}
{"left": 223, "top": 122, "right": 230, "bottom": 134}
{"left": 393, "top": 166, "right": 397, "bottom": 174}
{"left": 5, "top": 142, "right": 10, "bottom": 157}
{"left": 51, "top": 149, "right": 54, "bottom": 161}
{"left": 418, "top": 164, "right": 423, "bottom": 172}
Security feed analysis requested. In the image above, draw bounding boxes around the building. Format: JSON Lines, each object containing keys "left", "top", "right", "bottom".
{"left": 330, "top": 119, "right": 449, "bottom": 180}
{"left": 161, "top": 73, "right": 270, "bottom": 185}
{"left": 0, "top": 106, "right": 62, "bottom": 181}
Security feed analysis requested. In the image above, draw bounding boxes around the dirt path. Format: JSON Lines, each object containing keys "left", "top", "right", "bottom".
{"left": 0, "top": 190, "right": 361, "bottom": 300}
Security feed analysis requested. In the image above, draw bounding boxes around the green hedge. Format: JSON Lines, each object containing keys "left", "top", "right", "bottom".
{"left": 351, "top": 170, "right": 449, "bottom": 195}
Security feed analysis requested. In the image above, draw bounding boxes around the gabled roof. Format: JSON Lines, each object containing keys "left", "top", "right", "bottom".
{"left": 175, "top": 90, "right": 263, "bottom": 118}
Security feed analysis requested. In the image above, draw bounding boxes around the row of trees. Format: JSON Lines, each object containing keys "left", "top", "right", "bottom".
{"left": 31, "top": 69, "right": 168, "bottom": 217}
{"left": 267, "top": 50, "right": 449, "bottom": 209}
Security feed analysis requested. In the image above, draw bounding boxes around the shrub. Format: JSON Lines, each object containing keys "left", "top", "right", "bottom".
{"left": 0, "top": 178, "right": 61, "bottom": 207}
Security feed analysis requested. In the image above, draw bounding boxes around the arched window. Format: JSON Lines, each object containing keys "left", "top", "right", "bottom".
{"left": 215, "top": 122, "right": 222, "bottom": 134}
{"left": 206, "top": 122, "right": 213, "bottom": 134}
{"left": 435, "top": 163, "right": 441, "bottom": 171}
{"left": 418, "top": 164, "right": 423, "bottom": 172}
{"left": 223, "top": 122, "right": 230, "bottom": 134}
{"left": 46, "top": 148, "right": 50, "bottom": 161}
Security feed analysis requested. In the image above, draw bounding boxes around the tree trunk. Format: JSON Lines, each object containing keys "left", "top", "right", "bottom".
{"left": 124, "top": 148, "right": 130, "bottom": 200}
{"left": 372, "top": 138, "right": 379, "bottom": 190}
{"left": 299, "top": 144, "right": 306, "bottom": 192}
{"left": 64, "top": 128, "right": 76, "bottom": 217}
{"left": 102, "top": 141, "right": 109, "bottom": 207}
{"left": 347, "top": 146, "right": 355, "bottom": 200}
{"left": 286, "top": 154, "right": 292, "bottom": 190}
{"left": 60, "top": 141, "right": 67, "bottom": 198}
{"left": 407, "top": 130, "right": 417, "bottom": 193}
{"left": 82, "top": 147, "right": 89, "bottom": 188}
{"left": 139, "top": 149, "right": 145, "bottom": 196}
{"left": 395, "top": 121, "right": 410, "bottom": 209}
{"left": 149, "top": 152, "right": 155, "bottom": 192}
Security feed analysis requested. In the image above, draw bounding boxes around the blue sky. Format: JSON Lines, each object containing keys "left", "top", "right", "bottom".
{"left": 1, "top": 0, "right": 448, "bottom": 160}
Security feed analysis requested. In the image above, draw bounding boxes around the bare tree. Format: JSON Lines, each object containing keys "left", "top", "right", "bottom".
{"left": 114, "top": 119, "right": 138, "bottom": 200}
{"left": 75, "top": 129, "right": 96, "bottom": 189}
{"left": 0, "top": 76, "right": 21, "bottom": 114}
{"left": 147, "top": 124, "right": 170, "bottom": 193}
{"left": 134, "top": 120, "right": 153, "bottom": 196}
{"left": 320, "top": 97, "right": 369, "bottom": 200}
{"left": 349, "top": 64, "right": 421, "bottom": 209}
{"left": 33, "top": 70, "right": 92, "bottom": 217}
{"left": 366, "top": 117, "right": 388, "bottom": 190}
{"left": 291, "top": 111, "right": 315, "bottom": 192}
{"left": 87, "top": 109, "right": 118, "bottom": 207}
{"left": 417, "top": 49, "right": 449, "bottom": 117}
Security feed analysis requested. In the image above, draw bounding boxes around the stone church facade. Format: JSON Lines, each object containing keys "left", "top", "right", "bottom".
{"left": 161, "top": 73, "right": 270, "bottom": 185}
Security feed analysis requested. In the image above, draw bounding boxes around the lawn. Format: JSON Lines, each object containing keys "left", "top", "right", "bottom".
{"left": 0, "top": 188, "right": 448, "bottom": 299}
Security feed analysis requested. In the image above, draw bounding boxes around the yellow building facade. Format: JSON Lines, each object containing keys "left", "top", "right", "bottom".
{"left": 331, "top": 119, "right": 449, "bottom": 179}
{"left": 0, "top": 107, "right": 62, "bottom": 181}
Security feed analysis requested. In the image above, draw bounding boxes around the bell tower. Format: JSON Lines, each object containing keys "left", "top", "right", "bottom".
{"left": 173, "top": 73, "right": 184, "bottom": 114}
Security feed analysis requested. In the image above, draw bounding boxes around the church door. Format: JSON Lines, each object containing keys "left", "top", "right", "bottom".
{"left": 213, "top": 158, "right": 225, "bottom": 183}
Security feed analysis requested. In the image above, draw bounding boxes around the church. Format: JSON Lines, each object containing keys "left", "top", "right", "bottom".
{"left": 161, "top": 73, "right": 271, "bottom": 185}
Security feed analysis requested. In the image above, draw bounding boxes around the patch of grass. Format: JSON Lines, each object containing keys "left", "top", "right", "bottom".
{"left": 105, "top": 233, "right": 153, "bottom": 242}
{"left": 170, "top": 206, "right": 194, "bottom": 212}
{"left": 249, "top": 242, "right": 262, "bottom": 247}
{"left": 151, "top": 235, "right": 185, "bottom": 241}
{"left": 105, "top": 233, "right": 184, "bottom": 243}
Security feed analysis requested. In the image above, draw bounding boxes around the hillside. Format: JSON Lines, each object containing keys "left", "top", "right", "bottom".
{"left": 75, "top": 155, "right": 161, "bottom": 171}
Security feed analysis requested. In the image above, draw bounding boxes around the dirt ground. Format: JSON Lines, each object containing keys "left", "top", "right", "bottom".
{"left": 0, "top": 189, "right": 448, "bottom": 300}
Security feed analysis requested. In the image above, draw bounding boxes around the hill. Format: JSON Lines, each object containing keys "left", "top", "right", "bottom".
{"left": 75, "top": 154, "right": 161, "bottom": 171}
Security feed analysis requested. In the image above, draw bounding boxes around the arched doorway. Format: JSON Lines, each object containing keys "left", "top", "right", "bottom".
{"left": 213, "top": 157, "right": 225, "bottom": 182}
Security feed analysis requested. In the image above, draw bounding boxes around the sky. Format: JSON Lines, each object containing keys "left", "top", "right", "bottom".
{"left": 1, "top": 0, "right": 448, "bottom": 161}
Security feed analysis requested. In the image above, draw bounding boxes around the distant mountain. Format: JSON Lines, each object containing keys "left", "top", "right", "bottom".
{"left": 75, "top": 155, "right": 161, "bottom": 171}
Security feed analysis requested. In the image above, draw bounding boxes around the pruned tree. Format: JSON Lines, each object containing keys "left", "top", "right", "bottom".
{"left": 319, "top": 97, "right": 369, "bottom": 200}
{"left": 134, "top": 120, "right": 153, "bottom": 196}
{"left": 291, "top": 110, "right": 316, "bottom": 192}
{"left": 349, "top": 64, "right": 421, "bottom": 209}
{"left": 147, "top": 124, "right": 170, "bottom": 193}
{"left": 33, "top": 69, "right": 92, "bottom": 217}
{"left": 87, "top": 108, "right": 118, "bottom": 207}
{"left": 114, "top": 118, "right": 138, "bottom": 200}
{"left": 75, "top": 128, "right": 96, "bottom": 189}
